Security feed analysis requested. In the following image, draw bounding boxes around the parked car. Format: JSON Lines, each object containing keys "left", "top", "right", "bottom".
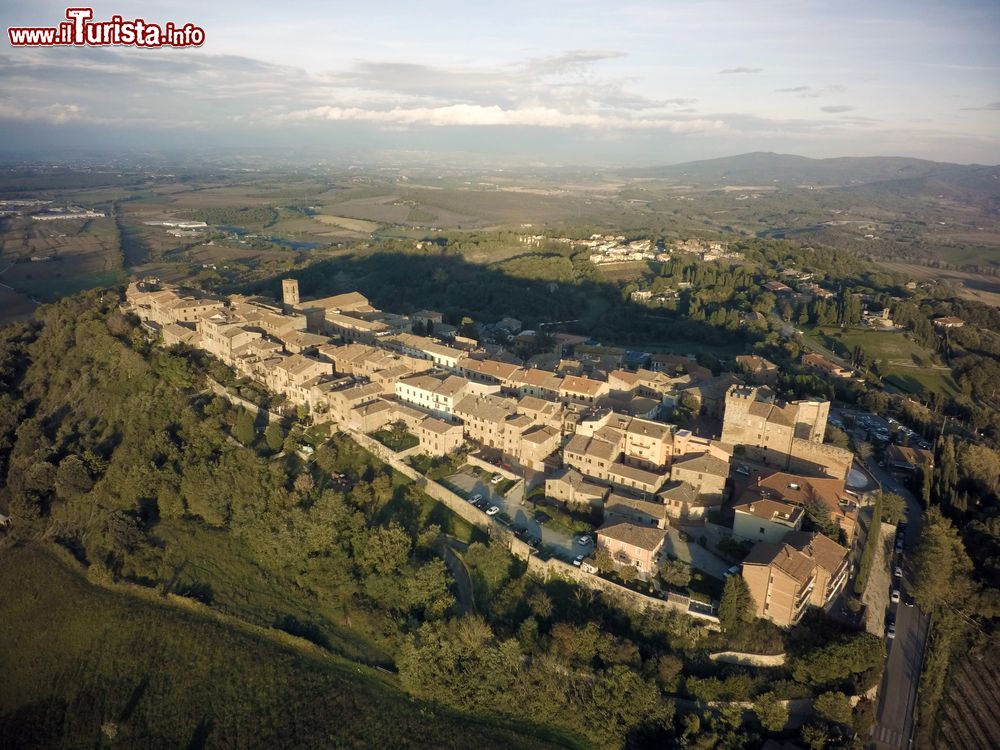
{"left": 735, "top": 464, "right": 751, "bottom": 476}
{"left": 894, "top": 565, "right": 903, "bottom": 578}
{"left": 904, "top": 594, "right": 915, "bottom": 608}
{"left": 895, "top": 537, "right": 904, "bottom": 552}
{"left": 724, "top": 564, "right": 742, "bottom": 578}
{"left": 469, "top": 493, "right": 482, "bottom": 504}
{"left": 576, "top": 535, "right": 592, "bottom": 546}
{"left": 485, "top": 505, "right": 500, "bottom": 516}
{"left": 887, "top": 621, "right": 896, "bottom": 639}
{"left": 891, "top": 588, "right": 901, "bottom": 604}
{"left": 490, "top": 473, "right": 503, "bottom": 484}
{"left": 572, "top": 554, "right": 585, "bottom": 567}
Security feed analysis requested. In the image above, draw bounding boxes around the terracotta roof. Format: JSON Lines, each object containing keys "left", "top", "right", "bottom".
{"left": 608, "top": 461, "right": 667, "bottom": 486}
{"left": 671, "top": 452, "right": 730, "bottom": 477}
{"left": 305, "top": 291, "right": 370, "bottom": 311}
{"left": 598, "top": 520, "right": 667, "bottom": 552}
{"left": 454, "top": 394, "right": 517, "bottom": 423}
{"left": 517, "top": 368, "right": 563, "bottom": 389}
{"left": 463, "top": 357, "right": 522, "bottom": 380}
{"left": 605, "top": 492, "right": 668, "bottom": 519}
{"left": 783, "top": 531, "right": 848, "bottom": 576}
{"left": 560, "top": 375, "right": 607, "bottom": 396}
{"left": 625, "top": 417, "right": 671, "bottom": 440}
{"left": 419, "top": 416, "right": 462, "bottom": 435}
{"left": 744, "top": 541, "right": 815, "bottom": 585}
{"left": 755, "top": 472, "right": 854, "bottom": 517}
{"left": 736, "top": 354, "right": 778, "bottom": 372}
{"left": 658, "top": 480, "right": 700, "bottom": 504}
{"left": 888, "top": 444, "right": 934, "bottom": 468}
{"left": 732, "top": 498, "right": 803, "bottom": 525}
{"left": 521, "top": 424, "right": 559, "bottom": 444}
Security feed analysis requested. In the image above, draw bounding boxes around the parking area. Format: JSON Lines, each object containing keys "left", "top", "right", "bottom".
{"left": 663, "top": 526, "right": 731, "bottom": 579}
{"left": 832, "top": 408, "right": 933, "bottom": 452}
{"left": 445, "top": 469, "right": 594, "bottom": 563}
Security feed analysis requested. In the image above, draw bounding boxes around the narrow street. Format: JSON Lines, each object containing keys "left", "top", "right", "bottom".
{"left": 866, "top": 458, "right": 930, "bottom": 750}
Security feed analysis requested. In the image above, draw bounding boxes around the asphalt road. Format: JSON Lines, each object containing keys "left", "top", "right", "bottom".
{"left": 446, "top": 471, "right": 594, "bottom": 561}
{"left": 865, "top": 458, "right": 931, "bottom": 750}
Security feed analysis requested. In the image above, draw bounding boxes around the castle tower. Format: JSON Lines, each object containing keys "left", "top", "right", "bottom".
{"left": 720, "top": 385, "right": 756, "bottom": 445}
{"left": 282, "top": 278, "right": 300, "bottom": 307}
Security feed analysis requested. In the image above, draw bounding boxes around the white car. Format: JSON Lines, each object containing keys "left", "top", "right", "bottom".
{"left": 894, "top": 565, "right": 903, "bottom": 578}
{"left": 572, "top": 554, "right": 585, "bottom": 567}
{"left": 886, "top": 621, "right": 896, "bottom": 639}
{"left": 485, "top": 505, "right": 500, "bottom": 516}
{"left": 891, "top": 588, "right": 901, "bottom": 604}
{"left": 490, "top": 473, "right": 503, "bottom": 484}
{"left": 576, "top": 535, "right": 592, "bottom": 546}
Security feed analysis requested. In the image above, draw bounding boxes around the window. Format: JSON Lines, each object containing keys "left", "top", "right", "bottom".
{"left": 760, "top": 527, "right": 765, "bottom": 534}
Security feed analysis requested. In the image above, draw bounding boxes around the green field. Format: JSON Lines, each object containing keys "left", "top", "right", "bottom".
{"left": 0, "top": 544, "right": 577, "bottom": 750}
{"left": 808, "top": 326, "right": 959, "bottom": 397}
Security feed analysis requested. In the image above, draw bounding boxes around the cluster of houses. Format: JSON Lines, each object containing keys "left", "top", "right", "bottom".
{"left": 126, "top": 278, "right": 864, "bottom": 628}
{"left": 588, "top": 236, "right": 657, "bottom": 265}
{"left": 665, "top": 239, "right": 742, "bottom": 262}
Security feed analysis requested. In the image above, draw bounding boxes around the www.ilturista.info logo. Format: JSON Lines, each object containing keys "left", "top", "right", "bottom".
{"left": 8, "top": 7, "right": 205, "bottom": 48}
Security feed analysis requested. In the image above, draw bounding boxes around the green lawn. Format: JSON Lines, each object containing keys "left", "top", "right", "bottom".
{"left": 0, "top": 545, "right": 574, "bottom": 750}
{"left": 806, "top": 326, "right": 958, "bottom": 398}
{"left": 371, "top": 428, "right": 419, "bottom": 452}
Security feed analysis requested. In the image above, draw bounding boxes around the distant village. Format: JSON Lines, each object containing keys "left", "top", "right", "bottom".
{"left": 126, "top": 276, "right": 890, "bottom": 626}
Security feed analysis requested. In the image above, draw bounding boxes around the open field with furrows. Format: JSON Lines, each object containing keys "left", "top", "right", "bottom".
{"left": 0, "top": 215, "right": 124, "bottom": 300}
{"left": 810, "top": 326, "right": 959, "bottom": 398}
{"left": 876, "top": 261, "right": 1000, "bottom": 307}
{"left": 0, "top": 545, "right": 572, "bottom": 750}
{"left": 936, "top": 642, "right": 1000, "bottom": 750}
{"left": 593, "top": 261, "right": 656, "bottom": 283}
{"left": 311, "top": 214, "right": 381, "bottom": 233}
{"left": 318, "top": 194, "right": 481, "bottom": 229}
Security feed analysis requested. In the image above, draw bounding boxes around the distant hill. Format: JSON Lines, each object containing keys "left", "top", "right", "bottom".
{"left": 626, "top": 151, "right": 998, "bottom": 187}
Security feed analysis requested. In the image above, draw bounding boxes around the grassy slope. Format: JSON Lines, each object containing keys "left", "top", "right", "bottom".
{"left": 0, "top": 544, "right": 580, "bottom": 750}
{"left": 806, "top": 326, "right": 958, "bottom": 398}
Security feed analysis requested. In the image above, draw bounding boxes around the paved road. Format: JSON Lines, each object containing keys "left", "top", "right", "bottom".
{"left": 664, "top": 527, "right": 731, "bottom": 578}
{"left": 440, "top": 543, "right": 476, "bottom": 615}
{"left": 446, "top": 471, "right": 594, "bottom": 561}
{"left": 867, "top": 458, "right": 930, "bottom": 750}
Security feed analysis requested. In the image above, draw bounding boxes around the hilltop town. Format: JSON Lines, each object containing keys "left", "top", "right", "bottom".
{"left": 126, "top": 276, "right": 866, "bottom": 628}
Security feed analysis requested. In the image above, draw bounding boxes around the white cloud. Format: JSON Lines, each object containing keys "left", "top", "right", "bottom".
{"left": 280, "top": 103, "right": 723, "bottom": 131}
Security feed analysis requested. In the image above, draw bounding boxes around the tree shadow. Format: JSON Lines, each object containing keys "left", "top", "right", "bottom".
{"left": 185, "top": 717, "right": 215, "bottom": 750}
{"left": 236, "top": 250, "right": 752, "bottom": 352}
{"left": 117, "top": 675, "right": 150, "bottom": 723}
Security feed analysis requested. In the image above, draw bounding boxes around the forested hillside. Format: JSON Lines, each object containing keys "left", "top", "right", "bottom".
{"left": 0, "top": 291, "right": 889, "bottom": 749}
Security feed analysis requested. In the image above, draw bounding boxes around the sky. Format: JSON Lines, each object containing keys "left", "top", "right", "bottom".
{"left": 1, "top": 0, "right": 998, "bottom": 165}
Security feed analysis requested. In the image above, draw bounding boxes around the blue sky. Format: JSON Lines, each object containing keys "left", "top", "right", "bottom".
{"left": 1, "top": 0, "right": 998, "bottom": 164}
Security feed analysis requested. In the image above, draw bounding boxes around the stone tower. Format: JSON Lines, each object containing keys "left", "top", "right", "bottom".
{"left": 720, "top": 385, "right": 756, "bottom": 445}
{"left": 282, "top": 278, "right": 300, "bottom": 307}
